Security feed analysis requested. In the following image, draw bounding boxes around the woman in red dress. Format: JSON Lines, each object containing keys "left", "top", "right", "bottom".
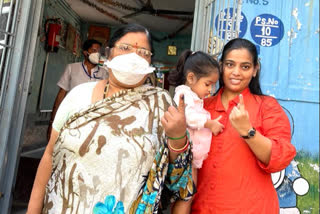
{"left": 191, "top": 38, "right": 296, "bottom": 214}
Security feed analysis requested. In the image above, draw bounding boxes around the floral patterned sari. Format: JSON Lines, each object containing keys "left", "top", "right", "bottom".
{"left": 42, "top": 85, "right": 194, "bottom": 214}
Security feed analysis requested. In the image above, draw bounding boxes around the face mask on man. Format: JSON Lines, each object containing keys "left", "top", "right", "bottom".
{"left": 88, "top": 52, "right": 101, "bottom": 65}
{"left": 105, "top": 53, "right": 155, "bottom": 86}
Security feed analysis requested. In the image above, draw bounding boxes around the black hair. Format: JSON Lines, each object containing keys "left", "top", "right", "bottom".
{"left": 82, "top": 39, "right": 102, "bottom": 51}
{"left": 168, "top": 50, "right": 220, "bottom": 86}
{"left": 106, "top": 23, "right": 153, "bottom": 57}
{"left": 219, "top": 38, "right": 263, "bottom": 95}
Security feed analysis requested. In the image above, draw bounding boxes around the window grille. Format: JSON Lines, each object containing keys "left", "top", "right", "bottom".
{"left": 191, "top": 0, "right": 243, "bottom": 57}
{"left": 0, "top": 0, "right": 19, "bottom": 106}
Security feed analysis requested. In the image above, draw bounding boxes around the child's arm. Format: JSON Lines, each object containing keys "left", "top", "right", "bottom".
{"left": 204, "top": 115, "right": 224, "bottom": 135}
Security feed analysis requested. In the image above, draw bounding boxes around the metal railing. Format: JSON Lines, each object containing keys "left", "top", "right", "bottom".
{"left": 191, "top": 0, "right": 243, "bottom": 57}
{"left": 0, "top": 0, "right": 18, "bottom": 107}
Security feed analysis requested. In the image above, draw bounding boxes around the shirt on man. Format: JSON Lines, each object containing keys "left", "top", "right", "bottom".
{"left": 57, "top": 61, "right": 108, "bottom": 92}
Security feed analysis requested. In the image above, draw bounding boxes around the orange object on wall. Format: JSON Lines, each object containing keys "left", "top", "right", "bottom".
{"left": 45, "top": 19, "right": 62, "bottom": 52}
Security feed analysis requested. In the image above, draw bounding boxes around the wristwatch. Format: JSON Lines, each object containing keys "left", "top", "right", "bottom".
{"left": 241, "top": 128, "right": 256, "bottom": 139}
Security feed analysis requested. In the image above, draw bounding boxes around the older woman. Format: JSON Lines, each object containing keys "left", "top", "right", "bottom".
{"left": 27, "top": 23, "right": 194, "bottom": 214}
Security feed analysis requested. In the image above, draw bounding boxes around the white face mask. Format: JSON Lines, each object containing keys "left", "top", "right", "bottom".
{"left": 106, "top": 53, "right": 155, "bottom": 86}
{"left": 88, "top": 52, "right": 101, "bottom": 65}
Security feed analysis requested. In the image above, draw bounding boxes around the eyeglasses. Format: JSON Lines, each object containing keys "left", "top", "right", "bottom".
{"left": 112, "top": 43, "right": 153, "bottom": 58}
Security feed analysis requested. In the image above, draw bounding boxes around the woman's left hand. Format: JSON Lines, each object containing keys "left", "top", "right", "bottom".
{"left": 161, "top": 94, "right": 187, "bottom": 139}
{"left": 229, "top": 94, "right": 252, "bottom": 136}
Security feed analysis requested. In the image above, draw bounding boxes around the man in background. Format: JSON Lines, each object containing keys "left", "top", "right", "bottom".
{"left": 47, "top": 39, "right": 108, "bottom": 140}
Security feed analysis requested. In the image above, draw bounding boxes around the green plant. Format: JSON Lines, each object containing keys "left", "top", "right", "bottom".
{"left": 295, "top": 151, "right": 319, "bottom": 214}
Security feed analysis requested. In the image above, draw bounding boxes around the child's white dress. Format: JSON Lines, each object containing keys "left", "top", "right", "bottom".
{"left": 174, "top": 85, "right": 212, "bottom": 168}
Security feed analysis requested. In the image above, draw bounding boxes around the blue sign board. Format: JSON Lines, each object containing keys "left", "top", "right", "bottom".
{"left": 250, "top": 14, "right": 284, "bottom": 47}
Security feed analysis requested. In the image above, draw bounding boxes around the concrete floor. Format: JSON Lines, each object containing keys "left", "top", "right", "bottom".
{"left": 10, "top": 157, "right": 39, "bottom": 214}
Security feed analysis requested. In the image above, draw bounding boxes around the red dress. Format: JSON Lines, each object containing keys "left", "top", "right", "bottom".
{"left": 191, "top": 88, "right": 296, "bottom": 214}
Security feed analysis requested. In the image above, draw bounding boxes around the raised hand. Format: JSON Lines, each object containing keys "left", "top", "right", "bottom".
{"left": 229, "top": 94, "right": 252, "bottom": 136}
{"left": 161, "top": 94, "right": 187, "bottom": 139}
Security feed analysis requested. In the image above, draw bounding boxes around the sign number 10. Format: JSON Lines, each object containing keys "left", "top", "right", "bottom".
{"left": 261, "top": 26, "right": 271, "bottom": 36}
{"left": 261, "top": 26, "right": 272, "bottom": 46}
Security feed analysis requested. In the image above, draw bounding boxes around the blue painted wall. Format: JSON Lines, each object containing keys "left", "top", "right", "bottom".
{"left": 210, "top": 0, "right": 319, "bottom": 212}
{"left": 239, "top": 1, "right": 319, "bottom": 152}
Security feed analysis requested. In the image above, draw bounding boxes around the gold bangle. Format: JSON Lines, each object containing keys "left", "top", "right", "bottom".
{"left": 168, "top": 139, "right": 189, "bottom": 153}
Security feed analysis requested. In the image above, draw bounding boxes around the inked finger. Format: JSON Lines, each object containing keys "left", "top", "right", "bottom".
{"left": 177, "top": 94, "right": 186, "bottom": 114}
{"left": 239, "top": 94, "right": 245, "bottom": 111}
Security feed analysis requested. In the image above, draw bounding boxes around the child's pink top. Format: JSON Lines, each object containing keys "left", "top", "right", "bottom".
{"left": 174, "top": 85, "right": 212, "bottom": 168}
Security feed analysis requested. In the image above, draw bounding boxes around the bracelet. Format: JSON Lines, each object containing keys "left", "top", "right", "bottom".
{"left": 167, "top": 132, "right": 187, "bottom": 140}
{"left": 168, "top": 138, "right": 189, "bottom": 153}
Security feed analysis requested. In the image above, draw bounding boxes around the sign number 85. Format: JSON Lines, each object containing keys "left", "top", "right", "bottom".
{"left": 261, "top": 38, "right": 272, "bottom": 46}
